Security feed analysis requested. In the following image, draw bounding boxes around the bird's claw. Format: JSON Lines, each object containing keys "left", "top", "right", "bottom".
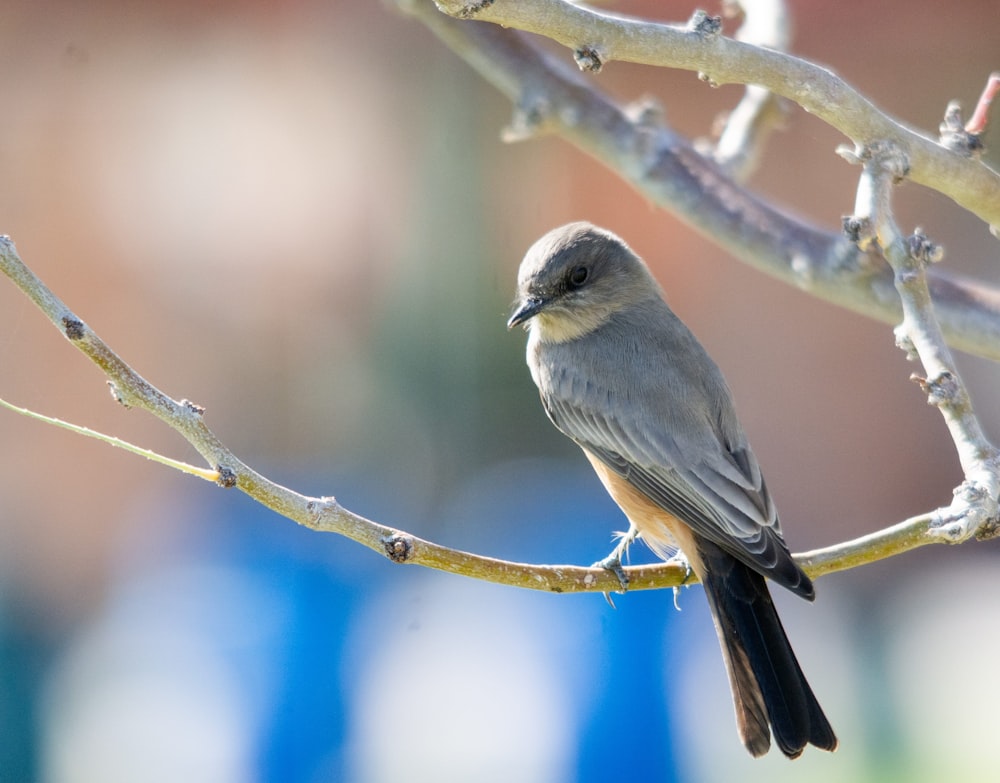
{"left": 666, "top": 550, "right": 693, "bottom": 610}
{"left": 593, "top": 546, "right": 632, "bottom": 590}
{"left": 591, "top": 524, "right": 640, "bottom": 607}
{"left": 666, "top": 550, "right": 693, "bottom": 583}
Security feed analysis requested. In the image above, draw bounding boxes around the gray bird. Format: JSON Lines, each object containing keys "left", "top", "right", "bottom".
{"left": 508, "top": 222, "right": 837, "bottom": 759}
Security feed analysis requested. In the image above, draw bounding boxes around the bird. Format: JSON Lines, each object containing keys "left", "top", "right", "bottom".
{"left": 507, "top": 221, "right": 837, "bottom": 759}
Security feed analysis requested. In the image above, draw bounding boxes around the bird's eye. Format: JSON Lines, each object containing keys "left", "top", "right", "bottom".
{"left": 567, "top": 265, "right": 589, "bottom": 288}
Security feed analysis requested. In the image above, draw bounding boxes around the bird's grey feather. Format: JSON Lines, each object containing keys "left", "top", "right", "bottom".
{"left": 531, "top": 299, "right": 811, "bottom": 597}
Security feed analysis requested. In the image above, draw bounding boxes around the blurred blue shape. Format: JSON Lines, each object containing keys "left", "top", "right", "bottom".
{"left": 43, "top": 458, "right": 686, "bottom": 781}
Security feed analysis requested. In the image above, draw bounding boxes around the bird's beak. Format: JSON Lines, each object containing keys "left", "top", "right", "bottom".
{"left": 507, "top": 296, "right": 546, "bottom": 329}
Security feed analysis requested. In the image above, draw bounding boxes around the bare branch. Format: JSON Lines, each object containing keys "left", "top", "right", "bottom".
{"left": 840, "top": 141, "right": 1000, "bottom": 542}
{"left": 403, "top": 1, "right": 1000, "bottom": 361}
{"left": 706, "top": 0, "right": 791, "bottom": 180}
{"left": 1, "top": 235, "right": 992, "bottom": 591}
{"left": 0, "top": 397, "right": 220, "bottom": 481}
{"left": 430, "top": 0, "right": 1000, "bottom": 228}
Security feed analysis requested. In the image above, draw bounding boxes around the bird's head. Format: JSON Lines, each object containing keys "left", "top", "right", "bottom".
{"left": 508, "top": 222, "right": 659, "bottom": 343}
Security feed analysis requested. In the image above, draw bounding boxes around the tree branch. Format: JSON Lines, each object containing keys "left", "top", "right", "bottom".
{"left": 401, "top": 0, "right": 1000, "bottom": 361}
{"left": 0, "top": 234, "right": 992, "bottom": 593}
{"left": 702, "top": 0, "right": 791, "bottom": 181}
{"left": 840, "top": 142, "right": 1000, "bottom": 542}
{"left": 431, "top": 0, "right": 1000, "bottom": 229}
{"left": 2, "top": 3, "right": 996, "bottom": 600}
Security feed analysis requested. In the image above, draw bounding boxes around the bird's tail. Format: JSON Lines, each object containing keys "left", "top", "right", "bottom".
{"left": 698, "top": 540, "right": 838, "bottom": 759}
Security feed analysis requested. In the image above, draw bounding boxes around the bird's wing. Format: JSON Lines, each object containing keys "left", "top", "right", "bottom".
{"left": 541, "top": 368, "right": 811, "bottom": 598}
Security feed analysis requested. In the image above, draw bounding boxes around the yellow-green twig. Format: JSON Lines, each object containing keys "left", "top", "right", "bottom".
{"left": 0, "top": 396, "right": 219, "bottom": 482}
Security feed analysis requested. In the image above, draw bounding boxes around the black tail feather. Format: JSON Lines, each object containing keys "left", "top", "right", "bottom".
{"left": 698, "top": 539, "right": 838, "bottom": 758}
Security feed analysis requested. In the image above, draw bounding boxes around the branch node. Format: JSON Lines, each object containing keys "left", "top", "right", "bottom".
{"left": 870, "top": 140, "right": 910, "bottom": 181}
{"left": 893, "top": 325, "right": 918, "bottom": 361}
{"left": 306, "top": 496, "right": 339, "bottom": 522}
{"left": 215, "top": 465, "right": 237, "bottom": 488}
{"left": 382, "top": 532, "right": 414, "bottom": 563}
{"left": 687, "top": 10, "right": 722, "bottom": 38}
{"left": 501, "top": 97, "right": 550, "bottom": 142}
{"left": 906, "top": 226, "right": 945, "bottom": 265}
{"left": 181, "top": 398, "right": 206, "bottom": 416}
{"left": 910, "top": 370, "right": 959, "bottom": 407}
{"left": 789, "top": 252, "right": 813, "bottom": 284}
{"left": 975, "top": 517, "right": 1000, "bottom": 541}
{"left": 841, "top": 215, "right": 874, "bottom": 247}
{"left": 929, "top": 511, "right": 975, "bottom": 543}
{"left": 622, "top": 96, "right": 672, "bottom": 173}
{"left": 624, "top": 95, "right": 666, "bottom": 128}
{"left": 697, "top": 71, "right": 719, "bottom": 88}
{"left": 938, "top": 99, "right": 985, "bottom": 158}
{"left": 107, "top": 381, "right": 130, "bottom": 409}
{"left": 929, "top": 480, "right": 999, "bottom": 543}
{"left": 573, "top": 46, "right": 604, "bottom": 73}
{"left": 62, "top": 315, "right": 85, "bottom": 341}
{"left": 446, "top": 0, "right": 495, "bottom": 20}
{"left": 840, "top": 140, "right": 910, "bottom": 180}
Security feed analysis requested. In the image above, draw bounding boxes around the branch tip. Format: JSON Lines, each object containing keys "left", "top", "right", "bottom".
{"left": 963, "top": 71, "right": 1000, "bottom": 137}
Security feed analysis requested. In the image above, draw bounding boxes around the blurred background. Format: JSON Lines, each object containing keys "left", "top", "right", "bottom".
{"left": 0, "top": 0, "right": 998, "bottom": 780}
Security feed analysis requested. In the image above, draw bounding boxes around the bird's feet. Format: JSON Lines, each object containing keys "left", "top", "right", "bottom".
{"left": 665, "top": 550, "right": 693, "bottom": 610}
{"left": 665, "top": 549, "right": 693, "bottom": 582}
{"left": 591, "top": 524, "right": 640, "bottom": 606}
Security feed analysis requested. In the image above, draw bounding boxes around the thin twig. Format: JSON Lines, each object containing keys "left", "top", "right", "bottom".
{"left": 0, "top": 396, "right": 220, "bottom": 481}
{"left": 966, "top": 72, "right": 1000, "bottom": 136}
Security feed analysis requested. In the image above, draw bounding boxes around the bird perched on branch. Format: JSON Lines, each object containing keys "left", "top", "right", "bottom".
{"left": 508, "top": 222, "right": 837, "bottom": 758}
